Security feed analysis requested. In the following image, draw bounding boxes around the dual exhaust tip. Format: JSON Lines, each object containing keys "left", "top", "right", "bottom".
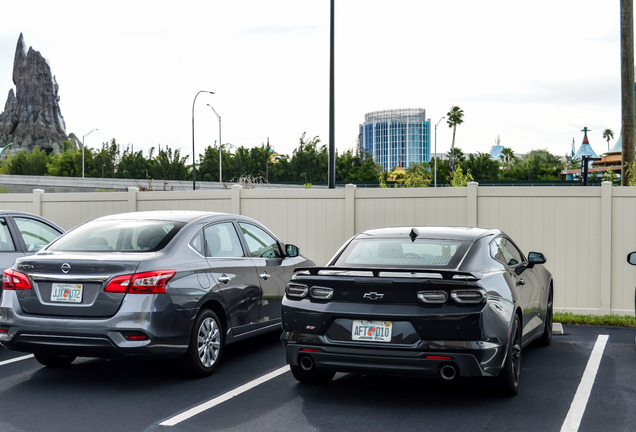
{"left": 439, "top": 364, "right": 458, "bottom": 381}
{"left": 299, "top": 354, "right": 459, "bottom": 381}
{"left": 299, "top": 355, "right": 314, "bottom": 371}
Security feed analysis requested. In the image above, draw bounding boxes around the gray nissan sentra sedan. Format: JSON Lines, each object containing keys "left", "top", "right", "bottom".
{"left": 0, "top": 210, "right": 312, "bottom": 377}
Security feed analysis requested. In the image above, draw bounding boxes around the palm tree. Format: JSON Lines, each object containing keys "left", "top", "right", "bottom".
{"left": 602, "top": 128, "right": 614, "bottom": 152}
{"left": 500, "top": 147, "right": 515, "bottom": 170}
{"left": 446, "top": 106, "right": 464, "bottom": 171}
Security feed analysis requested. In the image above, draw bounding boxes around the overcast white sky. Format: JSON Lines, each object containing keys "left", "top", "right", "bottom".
{"left": 0, "top": 0, "right": 625, "bottom": 162}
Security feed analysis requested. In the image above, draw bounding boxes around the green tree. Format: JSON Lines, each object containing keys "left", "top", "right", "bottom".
{"left": 565, "top": 154, "right": 581, "bottom": 170}
{"left": 148, "top": 146, "right": 189, "bottom": 180}
{"left": 504, "top": 149, "right": 563, "bottom": 181}
{"left": 446, "top": 147, "right": 465, "bottom": 166}
{"left": 227, "top": 144, "right": 272, "bottom": 181}
{"left": 288, "top": 133, "right": 328, "bottom": 184}
{"left": 89, "top": 139, "right": 120, "bottom": 178}
{"left": 463, "top": 152, "right": 500, "bottom": 182}
{"left": 403, "top": 162, "right": 432, "bottom": 187}
{"left": 1, "top": 147, "right": 51, "bottom": 175}
{"left": 336, "top": 148, "right": 382, "bottom": 183}
{"left": 602, "top": 129, "right": 614, "bottom": 152}
{"left": 115, "top": 147, "right": 151, "bottom": 179}
{"left": 602, "top": 169, "right": 618, "bottom": 184}
{"left": 446, "top": 106, "right": 464, "bottom": 171}
{"left": 500, "top": 147, "right": 515, "bottom": 171}
{"left": 448, "top": 163, "right": 474, "bottom": 187}
{"left": 46, "top": 143, "right": 83, "bottom": 177}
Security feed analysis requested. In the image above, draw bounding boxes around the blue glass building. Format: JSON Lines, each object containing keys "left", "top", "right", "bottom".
{"left": 359, "top": 108, "right": 431, "bottom": 172}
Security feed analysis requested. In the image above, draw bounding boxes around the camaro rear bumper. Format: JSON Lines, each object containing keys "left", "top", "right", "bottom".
{"left": 282, "top": 332, "right": 508, "bottom": 378}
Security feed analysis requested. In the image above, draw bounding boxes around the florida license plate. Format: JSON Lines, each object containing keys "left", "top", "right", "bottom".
{"left": 352, "top": 320, "right": 392, "bottom": 342}
{"left": 51, "top": 283, "right": 83, "bottom": 303}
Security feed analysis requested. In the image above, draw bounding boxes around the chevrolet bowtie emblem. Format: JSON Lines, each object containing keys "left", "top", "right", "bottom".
{"left": 363, "top": 292, "right": 384, "bottom": 300}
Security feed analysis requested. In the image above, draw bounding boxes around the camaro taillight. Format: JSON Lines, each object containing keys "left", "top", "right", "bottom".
{"left": 451, "top": 289, "right": 486, "bottom": 304}
{"left": 2, "top": 269, "right": 32, "bottom": 290}
{"left": 285, "top": 282, "right": 309, "bottom": 299}
{"left": 309, "top": 286, "right": 333, "bottom": 300}
{"left": 104, "top": 270, "right": 176, "bottom": 294}
{"left": 417, "top": 290, "right": 448, "bottom": 304}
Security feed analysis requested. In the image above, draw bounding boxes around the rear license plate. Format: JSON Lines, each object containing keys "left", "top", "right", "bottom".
{"left": 352, "top": 320, "right": 392, "bottom": 342}
{"left": 51, "top": 283, "right": 83, "bottom": 303}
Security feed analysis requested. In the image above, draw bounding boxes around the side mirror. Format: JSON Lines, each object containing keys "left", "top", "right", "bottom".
{"left": 627, "top": 251, "right": 636, "bottom": 266}
{"left": 527, "top": 252, "right": 546, "bottom": 266}
{"left": 286, "top": 244, "right": 299, "bottom": 258}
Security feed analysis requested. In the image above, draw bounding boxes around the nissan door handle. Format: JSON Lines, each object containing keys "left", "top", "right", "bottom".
{"left": 218, "top": 275, "right": 231, "bottom": 284}
{"left": 260, "top": 272, "right": 270, "bottom": 281}
{"left": 516, "top": 279, "right": 525, "bottom": 286}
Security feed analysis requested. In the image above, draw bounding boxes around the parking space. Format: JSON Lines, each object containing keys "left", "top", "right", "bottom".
{"left": 0, "top": 325, "right": 634, "bottom": 432}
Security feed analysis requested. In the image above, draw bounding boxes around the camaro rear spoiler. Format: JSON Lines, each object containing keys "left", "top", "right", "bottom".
{"left": 293, "top": 266, "right": 479, "bottom": 281}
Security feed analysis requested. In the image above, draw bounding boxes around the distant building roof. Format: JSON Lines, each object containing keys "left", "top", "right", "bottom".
{"left": 574, "top": 127, "right": 598, "bottom": 160}
{"left": 608, "top": 135, "right": 636, "bottom": 153}
{"left": 489, "top": 145, "right": 504, "bottom": 160}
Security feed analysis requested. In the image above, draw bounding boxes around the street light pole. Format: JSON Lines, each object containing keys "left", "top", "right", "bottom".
{"left": 192, "top": 90, "right": 215, "bottom": 190}
{"left": 434, "top": 116, "right": 444, "bottom": 187}
{"left": 82, "top": 128, "right": 98, "bottom": 178}
{"left": 207, "top": 104, "right": 222, "bottom": 183}
{"left": 328, "top": 0, "right": 336, "bottom": 188}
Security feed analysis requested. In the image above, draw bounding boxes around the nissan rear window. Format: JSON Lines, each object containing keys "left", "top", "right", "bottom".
{"left": 333, "top": 238, "right": 470, "bottom": 269}
{"left": 46, "top": 220, "right": 184, "bottom": 252}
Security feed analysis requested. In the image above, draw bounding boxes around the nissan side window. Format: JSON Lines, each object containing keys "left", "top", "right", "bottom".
{"left": 204, "top": 223, "right": 244, "bottom": 258}
{"left": 13, "top": 217, "right": 61, "bottom": 252}
{"left": 239, "top": 223, "right": 281, "bottom": 259}
{"left": 0, "top": 218, "right": 16, "bottom": 251}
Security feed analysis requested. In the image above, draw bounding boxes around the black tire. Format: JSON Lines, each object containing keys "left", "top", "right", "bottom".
{"left": 537, "top": 289, "right": 553, "bottom": 346}
{"left": 290, "top": 364, "right": 335, "bottom": 384}
{"left": 495, "top": 314, "right": 522, "bottom": 396}
{"left": 182, "top": 309, "right": 224, "bottom": 378}
{"left": 34, "top": 353, "right": 76, "bottom": 367}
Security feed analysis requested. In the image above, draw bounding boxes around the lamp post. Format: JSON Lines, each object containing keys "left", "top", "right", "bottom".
{"left": 434, "top": 116, "right": 444, "bottom": 187}
{"left": 192, "top": 90, "right": 215, "bottom": 190}
{"left": 82, "top": 129, "right": 98, "bottom": 178}
{"left": 207, "top": 104, "right": 222, "bottom": 183}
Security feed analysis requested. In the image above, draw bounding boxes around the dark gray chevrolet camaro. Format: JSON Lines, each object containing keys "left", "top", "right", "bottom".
{"left": 0, "top": 211, "right": 312, "bottom": 376}
{"left": 281, "top": 227, "right": 553, "bottom": 395}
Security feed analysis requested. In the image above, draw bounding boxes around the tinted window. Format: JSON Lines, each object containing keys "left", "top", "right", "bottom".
{"left": 334, "top": 238, "right": 470, "bottom": 268}
{"left": 48, "top": 220, "right": 183, "bottom": 252}
{"left": 204, "top": 222, "right": 244, "bottom": 258}
{"left": 239, "top": 223, "right": 281, "bottom": 258}
{"left": 13, "top": 216, "right": 61, "bottom": 252}
{"left": 0, "top": 218, "right": 16, "bottom": 251}
{"left": 490, "top": 237, "right": 525, "bottom": 267}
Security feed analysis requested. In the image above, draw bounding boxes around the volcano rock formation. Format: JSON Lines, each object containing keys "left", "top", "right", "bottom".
{"left": 0, "top": 34, "right": 79, "bottom": 156}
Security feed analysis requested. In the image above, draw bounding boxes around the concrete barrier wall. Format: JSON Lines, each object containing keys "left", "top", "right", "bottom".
{"left": 0, "top": 182, "right": 634, "bottom": 315}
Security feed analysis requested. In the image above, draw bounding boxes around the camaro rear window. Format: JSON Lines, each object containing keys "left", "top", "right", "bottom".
{"left": 47, "top": 220, "right": 184, "bottom": 252}
{"left": 333, "top": 238, "right": 470, "bottom": 269}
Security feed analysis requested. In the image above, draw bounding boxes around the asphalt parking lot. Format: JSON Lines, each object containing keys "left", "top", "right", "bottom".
{"left": 0, "top": 324, "right": 634, "bottom": 432}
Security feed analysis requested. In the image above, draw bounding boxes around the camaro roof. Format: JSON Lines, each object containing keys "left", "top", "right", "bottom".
{"left": 357, "top": 226, "right": 501, "bottom": 242}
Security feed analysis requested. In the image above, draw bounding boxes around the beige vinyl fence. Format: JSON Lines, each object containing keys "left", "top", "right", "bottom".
{"left": 2, "top": 182, "right": 635, "bottom": 316}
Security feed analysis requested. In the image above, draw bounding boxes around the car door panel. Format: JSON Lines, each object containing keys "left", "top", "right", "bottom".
{"left": 203, "top": 222, "right": 261, "bottom": 335}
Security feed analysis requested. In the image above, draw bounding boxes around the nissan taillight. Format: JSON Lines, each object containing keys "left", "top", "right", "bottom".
{"left": 104, "top": 270, "right": 176, "bottom": 294}
{"left": 3, "top": 269, "right": 32, "bottom": 290}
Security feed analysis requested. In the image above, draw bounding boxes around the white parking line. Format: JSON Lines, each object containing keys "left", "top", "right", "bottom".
{"left": 560, "top": 334, "right": 609, "bottom": 432}
{"left": 160, "top": 365, "right": 290, "bottom": 427}
{"left": 0, "top": 354, "right": 34, "bottom": 366}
